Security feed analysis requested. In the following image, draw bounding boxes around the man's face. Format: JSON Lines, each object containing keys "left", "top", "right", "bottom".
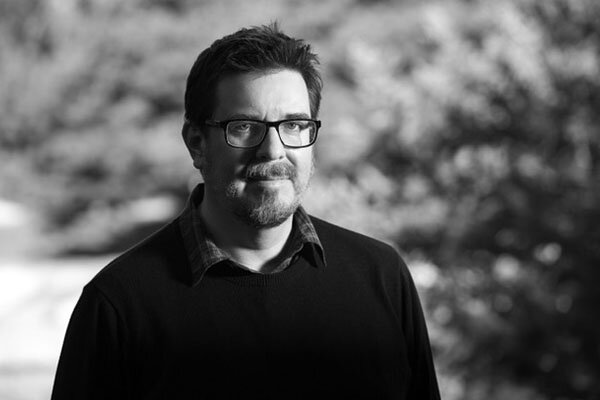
{"left": 198, "top": 69, "right": 315, "bottom": 227}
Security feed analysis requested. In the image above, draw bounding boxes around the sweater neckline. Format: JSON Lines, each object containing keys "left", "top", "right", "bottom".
{"left": 203, "top": 258, "right": 315, "bottom": 287}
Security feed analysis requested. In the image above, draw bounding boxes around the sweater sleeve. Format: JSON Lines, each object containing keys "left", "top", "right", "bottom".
{"left": 397, "top": 255, "right": 441, "bottom": 400}
{"left": 51, "top": 283, "right": 129, "bottom": 400}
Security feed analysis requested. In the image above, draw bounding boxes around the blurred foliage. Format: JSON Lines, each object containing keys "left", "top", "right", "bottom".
{"left": 1, "top": 0, "right": 599, "bottom": 398}
{"left": 316, "top": 0, "right": 600, "bottom": 398}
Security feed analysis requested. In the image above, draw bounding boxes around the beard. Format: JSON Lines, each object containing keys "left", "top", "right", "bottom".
{"left": 203, "top": 156, "right": 314, "bottom": 228}
{"left": 227, "top": 182, "right": 300, "bottom": 228}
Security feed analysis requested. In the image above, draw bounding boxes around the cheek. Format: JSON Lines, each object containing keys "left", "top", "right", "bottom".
{"left": 292, "top": 150, "right": 314, "bottom": 180}
{"left": 299, "top": 149, "right": 314, "bottom": 169}
{"left": 209, "top": 149, "right": 252, "bottom": 183}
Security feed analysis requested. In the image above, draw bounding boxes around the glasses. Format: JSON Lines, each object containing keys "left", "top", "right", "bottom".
{"left": 205, "top": 118, "right": 321, "bottom": 149}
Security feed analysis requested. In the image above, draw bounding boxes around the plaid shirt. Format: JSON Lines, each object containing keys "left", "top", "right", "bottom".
{"left": 179, "top": 184, "right": 325, "bottom": 285}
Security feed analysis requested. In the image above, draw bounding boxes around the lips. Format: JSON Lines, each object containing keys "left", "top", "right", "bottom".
{"left": 245, "top": 162, "right": 295, "bottom": 181}
{"left": 248, "top": 175, "right": 285, "bottom": 181}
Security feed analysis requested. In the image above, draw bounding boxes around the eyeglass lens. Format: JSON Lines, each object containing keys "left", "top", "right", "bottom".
{"left": 226, "top": 120, "right": 316, "bottom": 148}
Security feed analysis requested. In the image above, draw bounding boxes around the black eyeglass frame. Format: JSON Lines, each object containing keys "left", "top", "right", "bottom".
{"left": 204, "top": 118, "right": 321, "bottom": 149}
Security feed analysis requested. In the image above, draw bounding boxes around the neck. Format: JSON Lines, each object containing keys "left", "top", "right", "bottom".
{"left": 200, "top": 193, "right": 294, "bottom": 273}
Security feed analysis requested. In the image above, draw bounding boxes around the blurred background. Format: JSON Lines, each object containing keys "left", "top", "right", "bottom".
{"left": 1, "top": 0, "right": 599, "bottom": 398}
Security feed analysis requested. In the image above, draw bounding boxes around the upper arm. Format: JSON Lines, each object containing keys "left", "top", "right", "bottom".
{"left": 396, "top": 254, "right": 441, "bottom": 400}
{"left": 51, "top": 284, "right": 129, "bottom": 400}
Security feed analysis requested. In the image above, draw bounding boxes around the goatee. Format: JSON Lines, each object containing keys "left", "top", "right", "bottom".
{"left": 227, "top": 161, "right": 306, "bottom": 228}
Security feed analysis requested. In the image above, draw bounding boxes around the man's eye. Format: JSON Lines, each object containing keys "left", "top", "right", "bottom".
{"left": 230, "top": 122, "right": 253, "bottom": 133}
{"left": 282, "top": 121, "right": 301, "bottom": 131}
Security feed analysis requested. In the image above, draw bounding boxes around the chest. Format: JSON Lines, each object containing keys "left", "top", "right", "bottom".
{"left": 127, "top": 267, "right": 411, "bottom": 399}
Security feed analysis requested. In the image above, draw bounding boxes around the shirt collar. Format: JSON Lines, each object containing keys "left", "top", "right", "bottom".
{"left": 179, "top": 184, "right": 325, "bottom": 286}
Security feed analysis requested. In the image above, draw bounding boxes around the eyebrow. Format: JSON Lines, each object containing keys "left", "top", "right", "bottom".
{"left": 224, "top": 113, "right": 258, "bottom": 120}
{"left": 284, "top": 112, "right": 311, "bottom": 120}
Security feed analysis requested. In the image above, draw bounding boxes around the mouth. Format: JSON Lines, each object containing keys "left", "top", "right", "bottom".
{"left": 247, "top": 175, "right": 288, "bottom": 181}
{"left": 246, "top": 177, "right": 290, "bottom": 188}
{"left": 245, "top": 163, "right": 295, "bottom": 182}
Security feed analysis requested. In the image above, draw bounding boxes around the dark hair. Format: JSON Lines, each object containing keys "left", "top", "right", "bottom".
{"left": 183, "top": 23, "right": 322, "bottom": 129}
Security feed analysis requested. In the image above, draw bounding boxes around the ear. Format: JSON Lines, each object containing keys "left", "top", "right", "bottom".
{"left": 182, "top": 121, "right": 206, "bottom": 172}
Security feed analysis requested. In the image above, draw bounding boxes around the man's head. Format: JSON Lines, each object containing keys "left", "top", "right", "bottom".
{"left": 182, "top": 24, "right": 323, "bottom": 228}
{"left": 184, "top": 23, "right": 322, "bottom": 127}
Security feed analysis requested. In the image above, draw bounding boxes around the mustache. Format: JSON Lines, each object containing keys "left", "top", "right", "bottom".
{"left": 245, "top": 162, "right": 296, "bottom": 180}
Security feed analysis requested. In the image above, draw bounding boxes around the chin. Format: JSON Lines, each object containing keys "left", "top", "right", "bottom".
{"left": 246, "top": 206, "right": 296, "bottom": 228}
{"left": 235, "top": 187, "right": 300, "bottom": 228}
{"left": 220, "top": 177, "right": 307, "bottom": 227}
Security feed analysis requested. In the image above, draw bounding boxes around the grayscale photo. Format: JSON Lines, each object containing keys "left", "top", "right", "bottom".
{"left": 0, "top": 0, "right": 598, "bottom": 399}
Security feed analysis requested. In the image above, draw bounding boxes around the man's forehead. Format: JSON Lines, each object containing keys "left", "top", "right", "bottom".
{"left": 212, "top": 69, "right": 310, "bottom": 118}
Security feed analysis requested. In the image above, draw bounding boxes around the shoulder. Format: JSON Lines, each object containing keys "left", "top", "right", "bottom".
{"left": 86, "top": 219, "right": 190, "bottom": 299}
{"left": 309, "top": 215, "right": 404, "bottom": 269}
{"left": 310, "top": 215, "right": 397, "bottom": 253}
{"left": 308, "top": 215, "right": 419, "bottom": 310}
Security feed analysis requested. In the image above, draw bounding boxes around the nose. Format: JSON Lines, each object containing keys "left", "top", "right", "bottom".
{"left": 255, "top": 126, "right": 286, "bottom": 160}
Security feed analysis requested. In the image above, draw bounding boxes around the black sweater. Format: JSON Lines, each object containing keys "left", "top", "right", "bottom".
{"left": 52, "top": 216, "right": 440, "bottom": 400}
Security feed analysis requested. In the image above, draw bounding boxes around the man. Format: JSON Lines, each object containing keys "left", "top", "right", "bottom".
{"left": 52, "top": 24, "right": 441, "bottom": 399}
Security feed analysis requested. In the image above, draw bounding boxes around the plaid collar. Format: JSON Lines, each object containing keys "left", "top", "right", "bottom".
{"left": 179, "top": 184, "right": 325, "bottom": 286}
